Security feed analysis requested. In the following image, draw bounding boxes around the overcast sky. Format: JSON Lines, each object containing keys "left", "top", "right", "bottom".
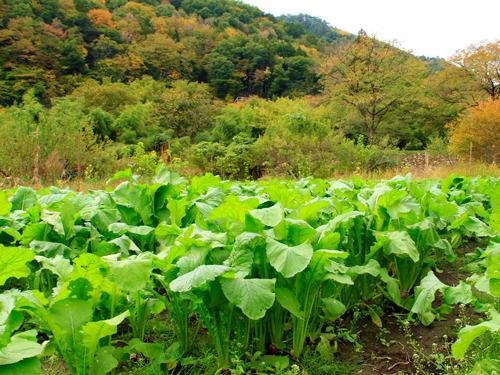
{"left": 242, "top": 0, "right": 500, "bottom": 59}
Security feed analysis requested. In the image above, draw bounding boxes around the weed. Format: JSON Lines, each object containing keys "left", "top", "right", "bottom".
{"left": 297, "top": 345, "right": 360, "bottom": 375}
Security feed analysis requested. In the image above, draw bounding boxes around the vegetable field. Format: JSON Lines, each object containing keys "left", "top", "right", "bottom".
{"left": 1, "top": 166, "right": 500, "bottom": 374}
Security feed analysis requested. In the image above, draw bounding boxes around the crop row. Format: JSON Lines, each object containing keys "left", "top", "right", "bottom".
{"left": 1, "top": 166, "right": 500, "bottom": 374}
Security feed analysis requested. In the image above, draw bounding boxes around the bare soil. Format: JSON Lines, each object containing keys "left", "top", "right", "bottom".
{"left": 340, "top": 242, "right": 484, "bottom": 375}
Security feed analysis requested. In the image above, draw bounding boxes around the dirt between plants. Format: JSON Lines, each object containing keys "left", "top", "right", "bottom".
{"left": 343, "top": 309, "right": 456, "bottom": 375}
{"left": 340, "top": 259, "right": 482, "bottom": 375}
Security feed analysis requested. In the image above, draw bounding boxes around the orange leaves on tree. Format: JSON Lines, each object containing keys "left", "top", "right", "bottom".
{"left": 448, "top": 99, "right": 500, "bottom": 163}
{"left": 87, "top": 9, "right": 116, "bottom": 28}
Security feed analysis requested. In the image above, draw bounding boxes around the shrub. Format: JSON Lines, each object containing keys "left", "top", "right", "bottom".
{"left": 0, "top": 91, "right": 118, "bottom": 181}
{"left": 187, "top": 136, "right": 256, "bottom": 180}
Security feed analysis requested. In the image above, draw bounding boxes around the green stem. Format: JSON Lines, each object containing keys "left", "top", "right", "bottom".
{"left": 293, "top": 278, "right": 320, "bottom": 358}
{"left": 108, "top": 285, "right": 117, "bottom": 346}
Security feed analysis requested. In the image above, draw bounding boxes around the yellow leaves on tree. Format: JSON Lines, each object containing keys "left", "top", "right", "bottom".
{"left": 320, "top": 30, "right": 425, "bottom": 141}
{"left": 450, "top": 40, "right": 500, "bottom": 100}
{"left": 298, "top": 45, "right": 318, "bottom": 58}
{"left": 150, "top": 17, "right": 170, "bottom": 34}
{"left": 123, "top": 2, "right": 156, "bottom": 19}
{"left": 225, "top": 27, "right": 239, "bottom": 38}
{"left": 58, "top": 0, "right": 76, "bottom": 12}
{"left": 448, "top": 99, "right": 500, "bottom": 162}
{"left": 87, "top": 9, "right": 116, "bottom": 28}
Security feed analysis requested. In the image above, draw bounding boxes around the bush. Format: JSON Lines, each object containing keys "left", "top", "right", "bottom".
{"left": 355, "top": 136, "right": 402, "bottom": 172}
{"left": 425, "top": 135, "right": 450, "bottom": 157}
{"left": 187, "top": 136, "right": 256, "bottom": 180}
{"left": 0, "top": 91, "right": 118, "bottom": 181}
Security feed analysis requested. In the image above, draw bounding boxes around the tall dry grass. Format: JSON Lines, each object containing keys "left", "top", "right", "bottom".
{"left": 341, "top": 161, "right": 500, "bottom": 181}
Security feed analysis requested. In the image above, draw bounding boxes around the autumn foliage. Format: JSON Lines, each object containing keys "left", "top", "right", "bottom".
{"left": 87, "top": 9, "right": 116, "bottom": 28}
{"left": 448, "top": 99, "right": 500, "bottom": 162}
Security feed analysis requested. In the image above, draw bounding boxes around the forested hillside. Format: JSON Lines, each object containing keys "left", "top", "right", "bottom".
{"left": 0, "top": 0, "right": 497, "bottom": 183}
{"left": 0, "top": 0, "right": 354, "bottom": 105}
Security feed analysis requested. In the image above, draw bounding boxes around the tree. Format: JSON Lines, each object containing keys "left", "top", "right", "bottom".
{"left": 450, "top": 40, "right": 500, "bottom": 101}
{"left": 132, "top": 33, "right": 192, "bottom": 79}
{"left": 321, "top": 30, "right": 425, "bottom": 141}
{"left": 203, "top": 52, "right": 243, "bottom": 98}
{"left": 448, "top": 99, "right": 500, "bottom": 163}
{"left": 151, "top": 80, "right": 223, "bottom": 140}
{"left": 87, "top": 8, "right": 116, "bottom": 28}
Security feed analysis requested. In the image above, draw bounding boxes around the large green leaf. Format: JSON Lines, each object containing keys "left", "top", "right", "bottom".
{"left": 442, "top": 281, "right": 475, "bottom": 305}
{"left": 108, "top": 235, "right": 140, "bottom": 256}
{"left": 208, "top": 196, "right": 255, "bottom": 225}
{"left": 266, "top": 238, "right": 313, "bottom": 278}
{"left": 40, "top": 211, "right": 65, "bottom": 236}
{"left": 70, "top": 253, "right": 107, "bottom": 288}
{"left": 37, "top": 193, "right": 71, "bottom": 209}
{"left": 322, "top": 298, "right": 346, "bottom": 321}
{"left": 348, "top": 259, "right": 381, "bottom": 277}
{"left": 154, "top": 224, "right": 183, "bottom": 247}
{"left": 265, "top": 184, "right": 302, "bottom": 209}
{"left": 452, "top": 307, "right": 500, "bottom": 359}
{"left": 30, "top": 241, "right": 76, "bottom": 259}
{"left": 35, "top": 255, "right": 73, "bottom": 282}
{"left": 0, "top": 331, "right": 42, "bottom": 365}
{"left": 366, "top": 185, "right": 392, "bottom": 212}
{"left": 411, "top": 271, "right": 446, "bottom": 325}
{"left": 0, "top": 245, "right": 34, "bottom": 286}
{"left": 50, "top": 299, "right": 93, "bottom": 348}
{"left": 373, "top": 231, "right": 419, "bottom": 262}
{"left": 126, "top": 338, "right": 164, "bottom": 360}
{"left": 107, "top": 168, "right": 133, "bottom": 184}
{"left": 220, "top": 278, "right": 275, "bottom": 320}
{"left": 167, "top": 198, "right": 189, "bottom": 227}
{"left": 327, "top": 211, "right": 364, "bottom": 231}
{"left": 315, "top": 231, "right": 341, "bottom": 251}
{"left": 378, "top": 268, "right": 401, "bottom": 306}
{"left": 378, "top": 190, "right": 419, "bottom": 219}
{"left": 194, "top": 187, "right": 225, "bottom": 220}
{"left": 275, "top": 287, "right": 303, "bottom": 320}
{"left": 106, "top": 256, "right": 154, "bottom": 292}
{"left": 194, "top": 231, "right": 228, "bottom": 249}
{"left": 90, "top": 209, "right": 121, "bottom": 232}
{"left": 187, "top": 174, "right": 221, "bottom": 200}
{"left": 0, "top": 356, "right": 40, "bottom": 375}
{"left": 223, "top": 234, "right": 259, "bottom": 278}
{"left": 293, "top": 200, "right": 331, "bottom": 223}
{"left": 0, "top": 190, "right": 12, "bottom": 216}
{"left": 92, "top": 347, "right": 119, "bottom": 375}
{"left": 81, "top": 311, "right": 129, "bottom": 367}
{"left": 489, "top": 182, "right": 500, "bottom": 214}
{"left": 170, "top": 265, "right": 231, "bottom": 293}
{"left": 0, "top": 291, "right": 41, "bottom": 349}
{"left": 113, "top": 184, "right": 153, "bottom": 225}
{"left": 308, "top": 250, "right": 348, "bottom": 274}
{"left": 274, "top": 219, "right": 316, "bottom": 247}
{"left": 249, "top": 203, "right": 283, "bottom": 227}
{"left": 463, "top": 217, "right": 498, "bottom": 237}
{"left": 60, "top": 194, "right": 100, "bottom": 231}
{"left": 9, "top": 187, "right": 36, "bottom": 212}
{"left": 108, "top": 223, "right": 155, "bottom": 236}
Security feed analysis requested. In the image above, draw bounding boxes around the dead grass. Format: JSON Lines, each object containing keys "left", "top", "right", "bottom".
{"left": 2, "top": 161, "right": 499, "bottom": 192}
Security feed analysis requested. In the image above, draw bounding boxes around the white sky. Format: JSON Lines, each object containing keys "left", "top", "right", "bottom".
{"left": 242, "top": 0, "right": 500, "bottom": 59}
